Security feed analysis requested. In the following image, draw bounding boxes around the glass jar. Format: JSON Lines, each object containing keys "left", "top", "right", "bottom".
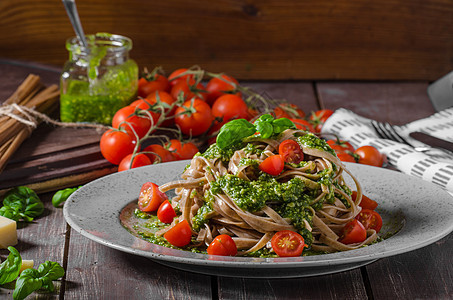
{"left": 60, "top": 33, "right": 138, "bottom": 124}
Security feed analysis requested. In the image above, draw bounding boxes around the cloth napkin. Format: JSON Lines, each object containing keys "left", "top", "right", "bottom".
{"left": 321, "top": 107, "right": 453, "bottom": 194}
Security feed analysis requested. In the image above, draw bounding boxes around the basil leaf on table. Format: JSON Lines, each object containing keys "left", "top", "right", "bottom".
{"left": 0, "top": 246, "right": 22, "bottom": 285}
{"left": 52, "top": 187, "right": 80, "bottom": 208}
{"left": 13, "top": 261, "right": 65, "bottom": 300}
{"left": 216, "top": 119, "right": 256, "bottom": 149}
{"left": 0, "top": 186, "right": 44, "bottom": 222}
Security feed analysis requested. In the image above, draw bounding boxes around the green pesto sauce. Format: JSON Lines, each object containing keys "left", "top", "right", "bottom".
{"left": 201, "top": 143, "right": 237, "bottom": 162}
{"left": 192, "top": 201, "right": 213, "bottom": 232}
{"left": 238, "top": 158, "right": 260, "bottom": 168}
{"left": 296, "top": 133, "right": 336, "bottom": 156}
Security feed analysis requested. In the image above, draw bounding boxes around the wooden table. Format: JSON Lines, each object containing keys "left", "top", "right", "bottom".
{"left": 0, "top": 60, "right": 452, "bottom": 299}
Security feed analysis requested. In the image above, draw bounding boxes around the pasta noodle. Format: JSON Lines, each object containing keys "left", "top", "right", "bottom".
{"left": 158, "top": 129, "right": 378, "bottom": 256}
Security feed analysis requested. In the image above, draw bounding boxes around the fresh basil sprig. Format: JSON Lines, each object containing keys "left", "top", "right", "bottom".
{"left": 52, "top": 186, "right": 80, "bottom": 208}
{"left": 0, "top": 187, "right": 44, "bottom": 222}
{"left": 216, "top": 114, "right": 296, "bottom": 149}
{"left": 0, "top": 246, "right": 22, "bottom": 285}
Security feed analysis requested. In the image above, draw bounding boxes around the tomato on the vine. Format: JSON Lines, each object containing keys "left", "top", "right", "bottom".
{"left": 290, "top": 119, "right": 314, "bottom": 132}
{"left": 271, "top": 230, "right": 305, "bottom": 257}
{"left": 279, "top": 140, "right": 304, "bottom": 164}
{"left": 112, "top": 105, "right": 153, "bottom": 138}
{"left": 168, "top": 68, "right": 194, "bottom": 87}
{"left": 336, "top": 152, "right": 357, "bottom": 163}
{"left": 207, "top": 234, "right": 238, "bottom": 256}
{"left": 175, "top": 98, "right": 213, "bottom": 136}
{"left": 118, "top": 153, "right": 152, "bottom": 172}
{"left": 354, "top": 145, "right": 384, "bottom": 167}
{"left": 166, "top": 139, "right": 199, "bottom": 160}
{"left": 273, "top": 103, "right": 305, "bottom": 119}
{"left": 138, "top": 182, "right": 168, "bottom": 212}
{"left": 137, "top": 74, "right": 170, "bottom": 98}
{"left": 259, "top": 155, "right": 285, "bottom": 176}
{"left": 310, "top": 109, "right": 334, "bottom": 133}
{"left": 352, "top": 191, "right": 378, "bottom": 210}
{"left": 164, "top": 220, "right": 192, "bottom": 247}
{"left": 100, "top": 129, "right": 137, "bottom": 165}
{"left": 327, "top": 139, "right": 355, "bottom": 154}
{"left": 356, "top": 209, "right": 383, "bottom": 233}
{"left": 212, "top": 94, "right": 249, "bottom": 122}
{"left": 143, "top": 144, "right": 177, "bottom": 163}
{"left": 157, "top": 200, "right": 177, "bottom": 224}
{"left": 142, "top": 91, "right": 177, "bottom": 127}
{"left": 170, "top": 78, "right": 206, "bottom": 101}
{"left": 205, "top": 74, "right": 239, "bottom": 105}
{"left": 339, "top": 219, "right": 367, "bottom": 244}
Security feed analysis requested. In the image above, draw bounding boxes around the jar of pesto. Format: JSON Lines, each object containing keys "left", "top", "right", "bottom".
{"left": 60, "top": 33, "right": 138, "bottom": 124}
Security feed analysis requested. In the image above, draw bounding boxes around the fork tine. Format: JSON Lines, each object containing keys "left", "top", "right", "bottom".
{"left": 371, "top": 120, "right": 392, "bottom": 140}
{"left": 382, "top": 122, "right": 409, "bottom": 144}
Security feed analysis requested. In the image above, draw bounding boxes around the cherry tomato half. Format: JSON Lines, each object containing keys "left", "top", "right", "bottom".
{"left": 271, "top": 230, "right": 305, "bottom": 257}
{"left": 100, "top": 129, "right": 137, "bottom": 165}
{"left": 175, "top": 98, "right": 213, "bottom": 136}
{"left": 279, "top": 140, "right": 304, "bottom": 164}
{"left": 157, "top": 200, "right": 177, "bottom": 224}
{"left": 339, "top": 219, "right": 367, "bottom": 244}
{"left": 207, "top": 234, "right": 238, "bottom": 256}
{"left": 166, "top": 139, "right": 199, "bottom": 160}
{"left": 354, "top": 145, "right": 384, "bottom": 167}
{"left": 164, "top": 220, "right": 192, "bottom": 247}
{"left": 356, "top": 209, "right": 383, "bottom": 233}
{"left": 118, "top": 153, "right": 152, "bottom": 172}
{"left": 352, "top": 191, "right": 378, "bottom": 210}
{"left": 212, "top": 94, "right": 249, "bottom": 122}
{"left": 259, "top": 155, "right": 285, "bottom": 176}
{"left": 138, "top": 182, "right": 168, "bottom": 212}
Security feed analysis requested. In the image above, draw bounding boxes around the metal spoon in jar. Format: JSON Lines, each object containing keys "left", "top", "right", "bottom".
{"left": 61, "top": 0, "right": 88, "bottom": 50}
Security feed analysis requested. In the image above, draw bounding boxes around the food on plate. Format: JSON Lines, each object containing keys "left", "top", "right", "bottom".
{"left": 131, "top": 116, "right": 381, "bottom": 257}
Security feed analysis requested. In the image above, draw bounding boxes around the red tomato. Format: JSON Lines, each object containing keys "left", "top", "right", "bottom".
{"left": 339, "top": 219, "right": 367, "bottom": 244}
{"left": 164, "top": 220, "right": 192, "bottom": 247}
{"left": 205, "top": 74, "right": 239, "bottom": 105}
{"left": 279, "top": 140, "right": 304, "bottom": 164}
{"left": 327, "top": 139, "right": 355, "bottom": 154}
{"left": 271, "top": 230, "right": 305, "bottom": 257}
{"left": 354, "top": 146, "right": 384, "bottom": 167}
{"left": 211, "top": 94, "right": 249, "bottom": 122}
{"left": 310, "top": 109, "right": 334, "bottom": 133}
{"left": 356, "top": 209, "right": 383, "bottom": 233}
{"left": 100, "top": 129, "right": 137, "bottom": 165}
{"left": 273, "top": 103, "right": 306, "bottom": 119}
{"left": 337, "top": 152, "right": 357, "bottom": 163}
{"left": 138, "top": 182, "right": 168, "bottom": 212}
{"left": 112, "top": 105, "right": 152, "bottom": 138}
{"left": 352, "top": 191, "right": 378, "bottom": 210}
{"left": 166, "top": 139, "right": 199, "bottom": 160}
{"left": 137, "top": 74, "right": 170, "bottom": 98}
{"left": 118, "top": 153, "right": 152, "bottom": 172}
{"left": 290, "top": 119, "right": 314, "bottom": 132}
{"left": 145, "top": 91, "right": 177, "bottom": 127}
{"left": 143, "top": 144, "right": 176, "bottom": 163}
{"left": 175, "top": 98, "right": 213, "bottom": 136}
{"left": 157, "top": 200, "right": 177, "bottom": 224}
{"left": 259, "top": 155, "right": 285, "bottom": 176}
{"left": 170, "top": 78, "right": 206, "bottom": 101}
{"left": 168, "top": 68, "right": 194, "bottom": 87}
{"left": 207, "top": 234, "right": 238, "bottom": 256}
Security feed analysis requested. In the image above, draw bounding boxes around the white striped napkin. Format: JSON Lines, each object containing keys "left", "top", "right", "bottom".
{"left": 321, "top": 107, "right": 453, "bottom": 194}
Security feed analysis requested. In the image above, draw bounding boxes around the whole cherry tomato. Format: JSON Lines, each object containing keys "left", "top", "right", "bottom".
{"left": 171, "top": 78, "right": 206, "bottom": 101}
{"left": 166, "top": 139, "right": 199, "bottom": 160}
{"left": 355, "top": 209, "right": 383, "bottom": 233}
{"left": 168, "top": 68, "right": 194, "bottom": 87}
{"left": 336, "top": 152, "right": 357, "bottom": 163}
{"left": 143, "top": 144, "right": 177, "bottom": 163}
{"left": 352, "top": 191, "right": 378, "bottom": 210}
{"left": 259, "top": 155, "right": 285, "bottom": 176}
{"left": 164, "top": 220, "right": 192, "bottom": 247}
{"left": 271, "top": 230, "right": 305, "bottom": 257}
{"left": 273, "top": 103, "right": 306, "bottom": 119}
{"left": 118, "top": 153, "right": 152, "bottom": 172}
{"left": 327, "top": 139, "right": 355, "bottom": 154}
{"left": 112, "top": 105, "right": 152, "bottom": 139}
{"left": 175, "top": 98, "right": 213, "bottom": 136}
{"left": 212, "top": 94, "right": 249, "bottom": 122}
{"left": 310, "top": 109, "right": 334, "bottom": 133}
{"left": 339, "top": 219, "right": 367, "bottom": 244}
{"left": 290, "top": 119, "right": 314, "bottom": 132}
{"left": 279, "top": 139, "right": 304, "bottom": 164}
{"left": 137, "top": 74, "right": 170, "bottom": 98}
{"left": 138, "top": 182, "right": 168, "bottom": 212}
{"left": 100, "top": 129, "right": 137, "bottom": 165}
{"left": 205, "top": 74, "right": 239, "bottom": 105}
{"left": 157, "top": 200, "right": 177, "bottom": 224}
{"left": 143, "top": 91, "right": 177, "bottom": 127}
{"left": 354, "top": 145, "right": 384, "bottom": 167}
{"left": 207, "top": 234, "right": 238, "bottom": 256}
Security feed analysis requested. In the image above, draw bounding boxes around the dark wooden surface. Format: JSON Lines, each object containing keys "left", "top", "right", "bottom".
{"left": 0, "top": 1, "right": 452, "bottom": 80}
{"left": 0, "top": 60, "right": 452, "bottom": 299}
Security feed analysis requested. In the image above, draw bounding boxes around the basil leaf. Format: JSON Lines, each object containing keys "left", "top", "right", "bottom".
{"left": 37, "top": 261, "right": 65, "bottom": 281}
{"left": 52, "top": 187, "right": 79, "bottom": 208}
{"left": 0, "top": 246, "right": 22, "bottom": 285}
{"left": 254, "top": 114, "right": 275, "bottom": 139}
{"left": 272, "top": 118, "right": 296, "bottom": 134}
{"left": 217, "top": 119, "right": 256, "bottom": 149}
{"left": 0, "top": 206, "right": 20, "bottom": 221}
{"left": 1, "top": 187, "right": 44, "bottom": 222}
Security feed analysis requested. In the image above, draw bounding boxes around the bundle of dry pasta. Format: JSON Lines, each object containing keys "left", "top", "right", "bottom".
{"left": 0, "top": 74, "right": 59, "bottom": 172}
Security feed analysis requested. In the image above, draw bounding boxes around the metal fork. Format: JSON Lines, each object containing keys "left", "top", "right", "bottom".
{"left": 370, "top": 120, "right": 432, "bottom": 152}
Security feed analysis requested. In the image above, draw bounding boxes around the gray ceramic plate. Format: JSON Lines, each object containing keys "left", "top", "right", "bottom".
{"left": 63, "top": 161, "right": 453, "bottom": 278}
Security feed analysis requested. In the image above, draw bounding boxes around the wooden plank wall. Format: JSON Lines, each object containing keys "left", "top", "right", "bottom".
{"left": 0, "top": 0, "right": 452, "bottom": 80}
